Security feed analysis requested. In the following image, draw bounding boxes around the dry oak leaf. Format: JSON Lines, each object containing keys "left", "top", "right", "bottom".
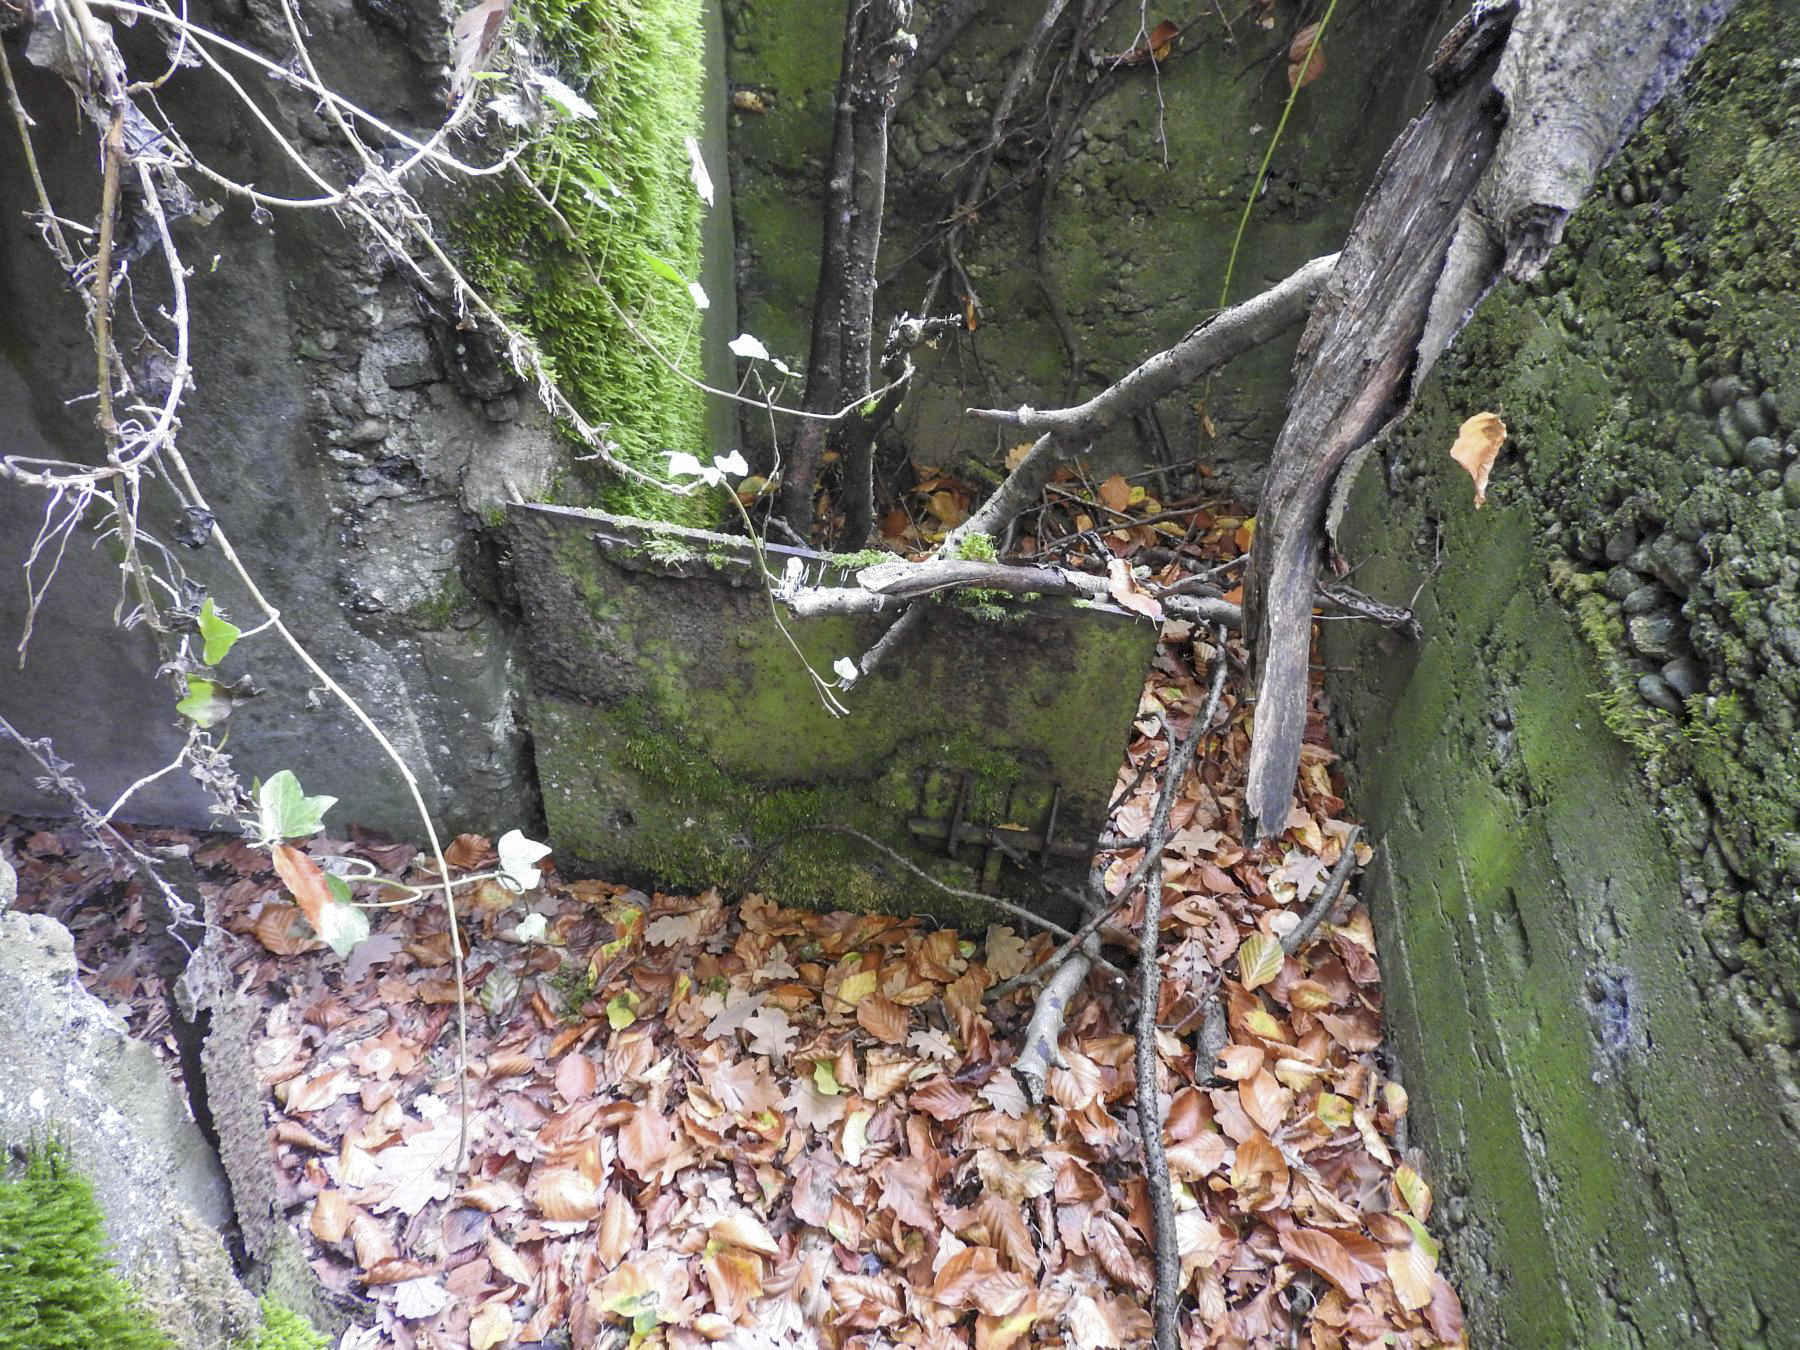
{"left": 1449, "top": 411, "right": 1508, "bottom": 506}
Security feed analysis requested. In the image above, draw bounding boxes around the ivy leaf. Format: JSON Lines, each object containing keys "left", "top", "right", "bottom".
{"left": 257, "top": 770, "right": 337, "bottom": 842}
{"left": 176, "top": 676, "right": 232, "bottom": 728}
{"left": 315, "top": 900, "right": 371, "bottom": 958}
{"left": 198, "top": 597, "right": 242, "bottom": 666}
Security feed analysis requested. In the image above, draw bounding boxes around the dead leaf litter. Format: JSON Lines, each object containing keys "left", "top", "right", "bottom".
{"left": 3, "top": 508, "right": 1465, "bottom": 1349}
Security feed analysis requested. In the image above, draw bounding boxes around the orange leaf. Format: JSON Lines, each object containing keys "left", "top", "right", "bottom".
{"left": 270, "top": 844, "right": 332, "bottom": 930}
{"left": 1098, "top": 474, "right": 1132, "bottom": 514}
{"left": 1279, "top": 1226, "right": 1364, "bottom": 1299}
{"left": 1449, "top": 411, "right": 1507, "bottom": 506}
{"left": 1286, "top": 22, "right": 1326, "bottom": 89}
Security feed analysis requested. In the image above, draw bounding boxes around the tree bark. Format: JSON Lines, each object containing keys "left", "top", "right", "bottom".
{"left": 1239, "top": 0, "right": 1734, "bottom": 839}
{"left": 781, "top": 0, "right": 913, "bottom": 536}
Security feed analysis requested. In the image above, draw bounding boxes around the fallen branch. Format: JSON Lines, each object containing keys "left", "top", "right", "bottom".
{"left": 1010, "top": 629, "right": 1227, "bottom": 1101}
{"left": 1282, "top": 823, "right": 1363, "bottom": 957}
{"left": 1134, "top": 637, "right": 1227, "bottom": 1350}
{"left": 1241, "top": 0, "right": 1732, "bottom": 838}
{"left": 785, "top": 558, "right": 1242, "bottom": 626}
{"left": 948, "top": 254, "right": 1336, "bottom": 548}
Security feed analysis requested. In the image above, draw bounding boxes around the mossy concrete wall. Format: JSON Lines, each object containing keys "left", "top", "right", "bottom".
{"left": 1323, "top": 3, "right": 1800, "bottom": 1342}
{"left": 724, "top": 0, "right": 1443, "bottom": 496}
{"left": 508, "top": 505, "right": 1156, "bottom": 921}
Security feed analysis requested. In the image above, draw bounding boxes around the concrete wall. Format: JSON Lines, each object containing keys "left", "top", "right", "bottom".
{"left": 1324, "top": 2, "right": 1800, "bottom": 1341}
{"left": 724, "top": 0, "right": 1445, "bottom": 500}
{"left": 0, "top": 0, "right": 729, "bottom": 836}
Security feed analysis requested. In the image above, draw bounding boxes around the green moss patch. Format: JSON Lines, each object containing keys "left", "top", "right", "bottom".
{"left": 0, "top": 1139, "right": 169, "bottom": 1350}
{"left": 458, "top": 0, "right": 712, "bottom": 524}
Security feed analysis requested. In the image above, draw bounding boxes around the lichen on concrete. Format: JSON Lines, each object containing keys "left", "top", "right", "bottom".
{"left": 1323, "top": 2, "right": 1800, "bottom": 1341}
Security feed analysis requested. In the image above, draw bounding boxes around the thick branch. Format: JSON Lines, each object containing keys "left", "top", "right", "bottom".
{"left": 949, "top": 254, "right": 1334, "bottom": 548}
{"left": 1238, "top": 9, "right": 1512, "bottom": 839}
{"left": 1240, "top": 0, "right": 1731, "bottom": 839}
{"left": 966, "top": 253, "right": 1337, "bottom": 438}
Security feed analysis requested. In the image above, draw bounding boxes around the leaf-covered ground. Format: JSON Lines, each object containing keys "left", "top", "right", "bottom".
{"left": 3, "top": 502, "right": 1466, "bottom": 1350}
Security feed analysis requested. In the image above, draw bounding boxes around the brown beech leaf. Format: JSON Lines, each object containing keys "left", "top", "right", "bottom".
{"left": 530, "top": 1166, "right": 600, "bottom": 1221}
{"left": 445, "top": 832, "right": 494, "bottom": 870}
{"left": 554, "top": 1052, "right": 597, "bottom": 1103}
{"left": 856, "top": 992, "right": 910, "bottom": 1044}
{"left": 310, "top": 1189, "right": 351, "bottom": 1244}
{"left": 1387, "top": 1239, "right": 1436, "bottom": 1310}
{"left": 1238, "top": 1068, "right": 1293, "bottom": 1135}
{"left": 1229, "top": 1130, "right": 1289, "bottom": 1210}
{"left": 1286, "top": 22, "right": 1325, "bottom": 89}
{"left": 253, "top": 902, "right": 318, "bottom": 955}
{"left": 618, "top": 1103, "right": 675, "bottom": 1178}
{"left": 1449, "top": 411, "right": 1507, "bottom": 506}
{"left": 468, "top": 1303, "right": 514, "bottom": 1350}
{"left": 1278, "top": 1226, "right": 1364, "bottom": 1299}
{"left": 592, "top": 1189, "right": 638, "bottom": 1268}
{"left": 911, "top": 1076, "right": 974, "bottom": 1122}
{"left": 704, "top": 1245, "right": 765, "bottom": 1322}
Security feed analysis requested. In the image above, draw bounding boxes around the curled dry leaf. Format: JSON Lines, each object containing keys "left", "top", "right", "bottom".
{"left": 530, "top": 1166, "right": 601, "bottom": 1221}
{"left": 1449, "top": 411, "right": 1508, "bottom": 506}
{"left": 1287, "top": 22, "right": 1326, "bottom": 89}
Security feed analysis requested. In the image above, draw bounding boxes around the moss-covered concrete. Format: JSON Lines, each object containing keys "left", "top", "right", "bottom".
{"left": 724, "top": 0, "right": 1445, "bottom": 493}
{"left": 508, "top": 504, "right": 1157, "bottom": 921}
{"left": 1324, "top": 2, "right": 1800, "bottom": 1341}
{"left": 457, "top": 0, "right": 715, "bottom": 524}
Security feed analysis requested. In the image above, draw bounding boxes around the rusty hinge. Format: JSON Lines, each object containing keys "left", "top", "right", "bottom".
{"left": 907, "top": 775, "right": 1086, "bottom": 888}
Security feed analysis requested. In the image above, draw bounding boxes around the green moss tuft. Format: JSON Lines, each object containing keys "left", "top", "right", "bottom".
{"left": 232, "top": 1298, "right": 328, "bottom": 1350}
{"left": 457, "top": 0, "right": 713, "bottom": 525}
{"left": 0, "top": 1139, "right": 170, "bottom": 1350}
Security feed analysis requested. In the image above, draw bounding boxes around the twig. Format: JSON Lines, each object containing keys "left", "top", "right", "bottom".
{"left": 803, "top": 825, "right": 1127, "bottom": 983}
{"left": 1132, "top": 636, "right": 1228, "bottom": 1348}
{"left": 1281, "top": 824, "right": 1364, "bottom": 957}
